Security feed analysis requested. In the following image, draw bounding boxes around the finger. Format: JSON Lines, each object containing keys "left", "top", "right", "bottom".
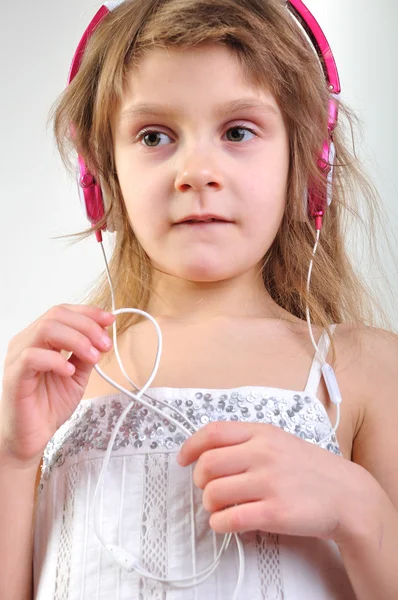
{"left": 6, "top": 305, "right": 115, "bottom": 365}
{"left": 13, "top": 347, "right": 77, "bottom": 382}
{"left": 193, "top": 444, "right": 252, "bottom": 489}
{"left": 202, "top": 473, "right": 262, "bottom": 514}
{"left": 30, "top": 320, "right": 108, "bottom": 365}
{"left": 48, "top": 303, "right": 115, "bottom": 326}
{"left": 11, "top": 311, "right": 113, "bottom": 370}
{"left": 60, "top": 324, "right": 111, "bottom": 357}
{"left": 209, "top": 501, "right": 272, "bottom": 535}
{"left": 38, "top": 306, "right": 115, "bottom": 353}
{"left": 177, "top": 421, "right": 255, "bottom": 466}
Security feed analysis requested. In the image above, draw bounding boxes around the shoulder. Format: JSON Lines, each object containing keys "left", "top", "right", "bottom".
{"left": 333, "top": 322, "right": 398, "bottom": 382}
{"left": 332, "top": 322, "right": 398, "bottom": 414}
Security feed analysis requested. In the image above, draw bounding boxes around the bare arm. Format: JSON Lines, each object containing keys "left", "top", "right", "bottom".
{"left": 332, "top": 326, "right": 398, "bottom": 599}
{"left": 0, "top": 305, "right": 114, "bottom": 599}
{"left": 332, "top": 467, "right": 398, "bottom": 600}
{"left": 0, "top": 445, "right": 41, "bottom": 600}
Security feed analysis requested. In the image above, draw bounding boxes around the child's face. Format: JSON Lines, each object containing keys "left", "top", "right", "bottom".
{"left": 113, "top": 43, "right": 290, "bottom": 283}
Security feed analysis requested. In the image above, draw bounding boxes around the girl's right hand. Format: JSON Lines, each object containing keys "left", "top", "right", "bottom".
{"left": 0, "top": 304, "right": 115, "bottom": 466}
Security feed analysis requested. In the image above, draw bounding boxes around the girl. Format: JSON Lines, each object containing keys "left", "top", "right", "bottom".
{"left": 1, "top": 0, "right": 398, "bottom": 599}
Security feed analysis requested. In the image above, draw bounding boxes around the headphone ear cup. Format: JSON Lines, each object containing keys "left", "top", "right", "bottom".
{"left": 77, "top": 156, "right": 107, "bottom": 231}
{"left": 307, "top": 139, "right": 335, "bottom": 224}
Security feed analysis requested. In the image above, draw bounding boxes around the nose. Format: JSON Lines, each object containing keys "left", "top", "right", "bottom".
{"left": 174, "top": 150, "right": 224, "bottom": 193}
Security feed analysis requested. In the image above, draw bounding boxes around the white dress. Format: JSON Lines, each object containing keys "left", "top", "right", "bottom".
{"left": 33, "top": 328, "right": 356, "bottom": 599}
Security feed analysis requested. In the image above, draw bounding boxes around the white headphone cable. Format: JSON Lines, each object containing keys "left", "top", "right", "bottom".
{"left": 91, "top": 242, "right": 245, "bottom": 597}
{"left": 305, "top": 228, "right": 342, "bottom": 445}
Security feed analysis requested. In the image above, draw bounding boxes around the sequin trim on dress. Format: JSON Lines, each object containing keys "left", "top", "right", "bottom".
{"left": 40, "top": 389, "right": 341, "bottom": 487}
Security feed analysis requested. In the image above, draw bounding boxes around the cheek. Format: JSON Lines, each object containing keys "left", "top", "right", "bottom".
{"left": 241, "top": 166, "right": 287, "bottom": 226}
{"left": 119, "top": 171, "right": 167, "bottom": 234}
{"left": 239, "top": 187, "right": 286, "bottom": 254}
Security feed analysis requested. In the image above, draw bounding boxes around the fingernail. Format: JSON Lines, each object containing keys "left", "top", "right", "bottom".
{"left": 102, "top": 311, "right": 116, "bottom": 321}
{"left": 176, "top": 452, "right": 184, "bottom": 466}
{"left": 101, "top": 334, "right": 112, "bottom": 348}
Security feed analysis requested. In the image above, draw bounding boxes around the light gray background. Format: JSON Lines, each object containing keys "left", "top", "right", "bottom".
{"left": 1, "top": 0, "right": 397, "bottom": 379}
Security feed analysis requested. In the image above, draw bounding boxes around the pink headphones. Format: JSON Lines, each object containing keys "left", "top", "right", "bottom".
{"left": 68, "top": 0, "right": 341, "bottom": 241}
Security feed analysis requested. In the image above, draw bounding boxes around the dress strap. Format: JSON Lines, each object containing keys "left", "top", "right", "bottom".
{"left": 304, "top": 324, "right": 337, "bottom": 397}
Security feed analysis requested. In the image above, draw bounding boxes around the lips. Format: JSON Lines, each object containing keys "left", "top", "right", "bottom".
{"left": 183, "top": 218, "right": 224, "bottom": 224}
{"left": 175, "top": 214, "right": 232, "bottom": 224}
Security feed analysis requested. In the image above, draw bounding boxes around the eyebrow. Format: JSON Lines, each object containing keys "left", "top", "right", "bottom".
{"left": 120, "top": 98, "right": 280, "bottom": 121}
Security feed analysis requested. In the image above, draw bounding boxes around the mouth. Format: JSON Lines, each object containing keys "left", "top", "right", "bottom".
{"left": 174, "top": 220, "right": 233, "bottom": 230}
{"left": 175, "top": 215, "right": 234, "bottom": 226}
{"left": 178, "top": 218, "right": 229, "bottom": 224}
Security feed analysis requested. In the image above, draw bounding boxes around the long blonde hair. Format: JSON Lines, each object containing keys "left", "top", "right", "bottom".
{"left": 50, "top": 0, "right": 394, "bottom": 356}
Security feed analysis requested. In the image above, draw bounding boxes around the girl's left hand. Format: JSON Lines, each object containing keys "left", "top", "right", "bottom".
{"left": 176, "top": 421, "right": 373, "bottom": 544}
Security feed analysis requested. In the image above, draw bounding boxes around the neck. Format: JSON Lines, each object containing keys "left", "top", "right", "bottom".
{"left": 146, "top": 267, "right": 293, "bottom": 323}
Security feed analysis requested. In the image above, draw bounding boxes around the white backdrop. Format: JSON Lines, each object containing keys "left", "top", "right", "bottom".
{"left": 1, "top": 0, "right": 397, "bottom": 379}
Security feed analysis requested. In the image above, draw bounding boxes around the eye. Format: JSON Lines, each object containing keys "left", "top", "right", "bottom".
{"left": 137, "top": 129, "right": 172, "bottom": 147}
{"left": 135, "top": 124, "right": 257, "bottom": 147}
{"left": 225, "top": 125, "right": 257, "bottom": 143}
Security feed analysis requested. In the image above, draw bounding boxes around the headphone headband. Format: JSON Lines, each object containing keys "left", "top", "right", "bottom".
{"left": 68, "top": 0, "right": 341, "bottom": 239}
{"left": 288, "top": 0, "right": 340, "bottom": 96}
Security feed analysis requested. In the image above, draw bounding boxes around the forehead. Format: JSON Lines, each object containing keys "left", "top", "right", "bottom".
{"left": 117, "top": 44, "right": 282, "bottom": 122}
